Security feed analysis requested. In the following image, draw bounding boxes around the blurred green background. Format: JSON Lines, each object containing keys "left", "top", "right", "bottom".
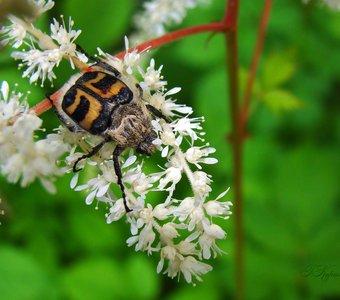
{"left": 0, "top": 1, "right": 339, "bottom": 299}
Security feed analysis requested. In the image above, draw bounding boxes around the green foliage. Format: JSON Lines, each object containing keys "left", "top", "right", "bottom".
{"left": 262, "top": 89, "right": 304, "bottom": 113}
{"left": 61, "top": 257, "right": 126, "bottom": 300}
{"left": 262, "top": 51, "right": 296, "bottom": 89}
{"left": 0, "top": 246, "right": 58, "bottom": 300}
{"left": 61, "top": 0, "right": 135, "bottom": 53}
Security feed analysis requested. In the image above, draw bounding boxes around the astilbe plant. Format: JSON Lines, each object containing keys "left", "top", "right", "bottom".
{"left": 0, "top": 0, "right": 232, "bottom": 283}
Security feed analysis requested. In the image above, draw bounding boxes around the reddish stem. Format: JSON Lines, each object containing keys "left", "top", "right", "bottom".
{"left": 116, "top": 22, "right": 225, "bottom": 59}
{"left": 31, "top": 22, "right": 226, "bottom": 116}
{"left": 240, "top": 0, "right": 273, "bottom": 127}
{"left": 224, "top": 1, "right": 243, "bottom": 299}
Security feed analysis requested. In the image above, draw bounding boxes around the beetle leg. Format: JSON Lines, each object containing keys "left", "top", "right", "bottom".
{"left": 47, "top": 94, "right": 79, "bottom": 132}
{"left": 135, "top": 83, "right": 170, "bottom": 123}
{"left": 146, "top": 104, "right": 170, "bottom": 123}
{"left": 76, "top": 44, "right": 121, "bottom": 78}
{"left": 73, "top": 138, "right": 109, "bottom": 172}
{"left": 112, "top": 146, "right": 132, "bottom": 213}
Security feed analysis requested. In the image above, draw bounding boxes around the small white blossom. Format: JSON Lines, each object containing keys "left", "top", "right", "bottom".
{"left": 131, "top": 0, "right": 211, "bottom": 41}
{"left": 204, "top": 189, "right": 233, "bottom": 219}
{"left": 139, "top": 59, "right": 167, "bottom": 92}
{"left": 0, "top": 81, "right": 68, "bottom": 192}
{"left": 303, "top": 0, "right": 340, "bottom": 10}
{"left": 192, "top": 171, "right": 212, "bottom": 198}
{"left": 199, "top": 222, "right": 226, "bottom": 259}
{"left": 186, "top": 145, "right": 218, "bottom": 169}
{"left": 171, "top": 116, "right": 204, "bottom": 143}
{"left": 32, "top": 0, "right": 55, "bottom": 16}
{"left": 0, "top": 16, "right": 27, "bottom": 48}
{"left": 1, "top": 13, "right": 85, "bottom": 86}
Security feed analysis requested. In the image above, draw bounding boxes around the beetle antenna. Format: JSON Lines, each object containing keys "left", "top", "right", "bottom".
{"left": 112, "top": 146, "right": 132, "bottom": 213}
{"left": 76, "top": 44, "right": 99, "bottom": 63}
{"left": 76, "top": 44, "right": 121, "bottom": 77}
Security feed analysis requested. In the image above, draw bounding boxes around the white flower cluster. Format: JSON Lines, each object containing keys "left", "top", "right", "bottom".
{"left": 54, "top": 38, "right": 232, "bottom": 283}
{"left": 303, "top": 0, "right": 340, "bottom": 10}
{"left": 0, "top": 81, "right": 69, "bottom": 192}
{"left": 0, "top": 0, "right": 87, "bottom": 86}
{"left": 131, "top": 0, "right": 210, "bottom": 42}
{"left": 0, "top": 4, "right": 232, "bottom": 283}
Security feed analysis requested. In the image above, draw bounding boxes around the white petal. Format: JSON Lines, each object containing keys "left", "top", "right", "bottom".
{"left": 166, "top": 87, "right": 181, "bottom": 96}
{"left": 215, "top": 188, "right": 230, "bottom": 201}
{"left": 96, "top": 183, "right": 110, "bottom": 197}
{"left": 122, "top": 155, "right": 137, "bottom": 168}
{"left": 70, "top": 172, "right": 79, "bottom": 189}
{"left": 161, "top": 146, "right": 169, "bottom": 157}
{"left": 1, "top": 81, "right": 9, "bottom": 100}
{"left": 85, "top": 190, "right": 96, "bottom": 205}
{"left": 201, "top": 158, "right": 218, "bottom": 164}
{"left": 156, "top": 258, "right": 164, "bottom": 274}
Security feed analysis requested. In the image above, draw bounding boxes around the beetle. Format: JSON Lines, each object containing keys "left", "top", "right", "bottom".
{"left": 48, "top": 46, "right": 168, "bottom": 212}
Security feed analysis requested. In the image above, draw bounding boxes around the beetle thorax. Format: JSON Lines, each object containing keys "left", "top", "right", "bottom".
{"left": 107, "top": 101, "right": 156, "bottom": 154}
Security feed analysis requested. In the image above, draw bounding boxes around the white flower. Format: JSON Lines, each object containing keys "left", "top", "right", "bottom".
{"left": 0, "top": 16, "right": 27, "bottom": 48}
{"left": 49, "top": 17, "right": 87, "bottom": 67}
{"left": 191, "top": 171, "right": 212, "bottom": 198}
{"left": 171, "top": 116, "right": 204, "bottom": 143}
{"left": 303, "top": 0, "right": 340, "bottom": 10}
{"left": 159, "top": 252, "right": 213, "bottom": 284}
{"left": 127, "top": 204, "right": 158, "bottom": 254}
{"left": 185, "top": 145, "right": 218, "bottom": 169}
{"left": 123, "top": 164, "right": 152, "bottom": 195}
{"left": 199, "top": 222, "right": 226, "bottom": 259}
{"left": 180, "top": 256, "right": 213, "bottom": 283}
{"left": 154, "top": 166, "right": 183, "bottom": 203}
{"left": 2, "top": 13, "right": 84, "bottom": 86}
{"left": 323, "top": 0, "right": 340, "bottom": 10}
{"left": 204, "top": 189, "right": 233, "bottom": 219}
{"left": 106, "top": 198, "right": 126, "bottom": 223}
{"left": 132, "top": 0, "right": 210, "bottom": 41}
{"left": 32, "top": 0, "right": 55, "bottom": 16}
{"left": 139, "top": 59, "right": 167, "bottom": 92}
{"left": 12, "top": 49, "right": 59, "bottom": 86}
{"left": 74, "top": 160, "right": 118, "bottom": 205}
{"left": 0, "top": 81, "right": 68, "bottom": 192}
{"left": 172, "top": 197, "right": 205, "bottom": 231}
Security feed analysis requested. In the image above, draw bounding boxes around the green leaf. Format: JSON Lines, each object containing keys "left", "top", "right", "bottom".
{"left": 67, "top": 208, "right": 124, "bottom": 253}
{"left": 262, "top": 89, "right": 304, "bottom": 114}
{"left": 62, "top": 257, "right": 126, "bottom": 300}
{"left": 124, "top": 255, "right": 160, "bottom": 299}
{"left": 62, "top": 0, "right": 135, "bottom": 53}
{"left": 167, "top": 285, "right": 220, "bottom": 300}
{"left": 262, "top": 52, "right": 296, "bottom": 88}
{"left": 0, "top": 246, "right": 56, "bottom": 300}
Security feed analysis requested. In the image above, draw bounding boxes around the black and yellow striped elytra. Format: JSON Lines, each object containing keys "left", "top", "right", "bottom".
{"left": 62, "top": 70, "right": 133, "bottom": 135}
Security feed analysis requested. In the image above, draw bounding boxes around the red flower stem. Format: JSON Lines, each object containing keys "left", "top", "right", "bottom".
{"left": 116, "top": 22, "right": 226, "bottom": 59}
{"left": 240, "top": 0, "right": 273, "bottom": 127}
{"left": 31, "top": 22, "right": 226, "bottom": 116}
{"left": 224, "top": 0, "right": 243, "bottom": 299}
